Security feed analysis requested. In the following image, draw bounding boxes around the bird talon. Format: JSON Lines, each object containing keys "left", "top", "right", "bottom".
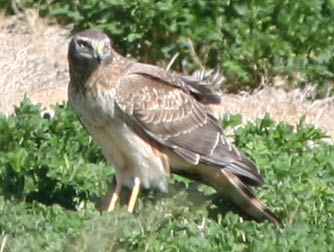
{"left": 127, "top": 177, "right": 141, "bottom": 213}
{"left": 107, "top": 183, "right": 122, "bottom": 212}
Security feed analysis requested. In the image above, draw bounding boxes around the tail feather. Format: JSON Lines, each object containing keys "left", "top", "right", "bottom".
{"left": 186, "top": 164, "right": 282, "bottom": 227}
{"left": 220, "top": 169, "right": 282, "bottom": 227}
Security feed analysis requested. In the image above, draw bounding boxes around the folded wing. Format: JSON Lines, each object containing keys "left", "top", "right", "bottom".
{"left": 115, "top": 64, "right": 263, "bottom": 186}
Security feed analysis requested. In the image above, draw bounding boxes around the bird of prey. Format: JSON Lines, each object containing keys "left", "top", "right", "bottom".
{"left": 68, "top": 29, "right": 281, "bottom": 227}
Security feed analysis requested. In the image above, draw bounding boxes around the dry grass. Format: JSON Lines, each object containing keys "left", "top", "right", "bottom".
{"left": 0, "top": 9, "right": 69, "bottom": 114}
{"left": 1, "top": 10, "right": 333, "bottom": 140}
{"left": 213, "top": 86, "right": 334, "bottom": 139}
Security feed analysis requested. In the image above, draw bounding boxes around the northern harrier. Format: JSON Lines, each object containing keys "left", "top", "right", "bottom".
{"left": 68, "top": 30, "right": 281, "bottom": 227}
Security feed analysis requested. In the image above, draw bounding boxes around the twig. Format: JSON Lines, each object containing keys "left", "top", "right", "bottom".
{"left": 187, "top": 38, "right": 205, "bottom": 70}
{"left": 0, "top": 234, "right": 7, "bottom": 252}
{"left": 165, "top": 52, "right": 180, "bottom": 71}
{"left": 11, "top": 0, "right": 21, "bottom": 15}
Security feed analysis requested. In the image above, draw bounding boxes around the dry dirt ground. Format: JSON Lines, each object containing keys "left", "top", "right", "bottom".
{"left": 1, "top": 12, "right": 333, "bottom": 140}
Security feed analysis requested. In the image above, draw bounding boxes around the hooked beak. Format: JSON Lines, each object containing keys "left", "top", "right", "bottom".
{"left": 95, "top": 44, "right": 105, "bottom": 63}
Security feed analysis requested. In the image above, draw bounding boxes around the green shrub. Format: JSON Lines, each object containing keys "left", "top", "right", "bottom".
{"left": 0, "top": 99, "right": 333, "bottom": 251}
{"left": 0, "top": 98, "right": 112, "bottom": 209}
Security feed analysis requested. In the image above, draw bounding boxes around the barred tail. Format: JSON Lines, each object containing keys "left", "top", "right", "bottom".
{"left": 192, "top": 165, "right": 282, "bottom": 227}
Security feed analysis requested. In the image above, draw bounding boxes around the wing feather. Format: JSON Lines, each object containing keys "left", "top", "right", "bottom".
{"left": 115, "top": 66, "right": 263, "bottom": 186}
{"left": 126, "top": 63, "right": 222, "bottom": 105}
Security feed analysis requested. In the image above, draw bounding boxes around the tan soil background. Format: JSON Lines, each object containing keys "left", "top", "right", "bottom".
{"left": 1, "top": 12, "right": 333, "bottom": 140}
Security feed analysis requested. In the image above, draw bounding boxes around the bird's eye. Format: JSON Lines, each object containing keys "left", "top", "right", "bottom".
{"left": 77, "top": 40, "right": 89, "bottom": 49}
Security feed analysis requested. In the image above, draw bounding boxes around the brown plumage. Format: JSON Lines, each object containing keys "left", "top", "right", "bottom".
{"left": 68, "top": 29, "right": 282, "bottom": 227}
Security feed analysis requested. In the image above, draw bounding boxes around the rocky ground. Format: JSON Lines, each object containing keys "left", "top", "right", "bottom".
{"left": 1, "top": 11, "right": 333, "bottom": 140}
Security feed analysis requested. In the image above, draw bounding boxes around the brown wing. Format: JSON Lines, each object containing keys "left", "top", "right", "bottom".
{"left": 115, "top": 65, "right": 263, "bottom": 186}
{"left": 126, "top": 62, "right": 222, "bottom": 105}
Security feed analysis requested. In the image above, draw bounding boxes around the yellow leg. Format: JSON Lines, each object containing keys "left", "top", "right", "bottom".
{"left": 107, "top": 183, "right": 122, "bottom": 212}
{"left": 127, "top": 177, "right": 141, "bottom": 213}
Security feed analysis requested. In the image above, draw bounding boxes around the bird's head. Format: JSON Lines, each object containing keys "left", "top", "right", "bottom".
{"left": 68, "top": 29, "right": 112, "bottom": 70}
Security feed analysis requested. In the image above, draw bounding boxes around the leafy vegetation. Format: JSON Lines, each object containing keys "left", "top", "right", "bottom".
{"left": 0, "top": 1, "right": 333, "bottom": 250}
{"left": 0, "top": 99, "right": 333, "bottom": 251}
{"left": 1, "top": 0, "right": 334, "bottom": 95}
